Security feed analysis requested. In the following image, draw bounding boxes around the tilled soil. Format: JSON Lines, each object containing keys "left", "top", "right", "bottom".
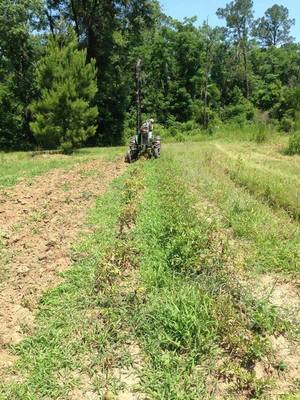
{"left": 0, "top": 157, "right": 126, "bottom": 367}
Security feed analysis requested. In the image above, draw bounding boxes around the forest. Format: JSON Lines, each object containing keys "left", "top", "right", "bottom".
{"left": 1, "top": 0, "right": 300, "bottom": 152}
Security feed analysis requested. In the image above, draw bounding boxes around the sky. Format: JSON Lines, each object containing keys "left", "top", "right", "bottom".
{"left": 161, "top": 0, "right": 300, "bottom": 41}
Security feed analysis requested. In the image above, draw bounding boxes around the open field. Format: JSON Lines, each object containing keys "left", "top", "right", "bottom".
{"left": 0, "top": 139, "right": 299, "bottom": 399}
{"left": 0, "top": 148, "right": 122, "bottom": 188}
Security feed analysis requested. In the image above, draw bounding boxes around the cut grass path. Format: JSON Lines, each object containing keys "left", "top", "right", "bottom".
{"left": 168, "top": 142, "right": 300, "bottom": 276}
{"left": 213, "top": 143, "right": 300, "bottom": 220}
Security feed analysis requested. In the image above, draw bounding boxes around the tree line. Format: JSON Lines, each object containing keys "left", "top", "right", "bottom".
{"left": 0, "top": 0, "right": 299, "bottom": 151}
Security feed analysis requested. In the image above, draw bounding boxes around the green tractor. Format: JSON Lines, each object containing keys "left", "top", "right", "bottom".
{"left": 125, "top": 59, "right": 161, "bottom": 164}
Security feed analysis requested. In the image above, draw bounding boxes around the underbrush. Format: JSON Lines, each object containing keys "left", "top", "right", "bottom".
{"left": 155, "top": 120, "right": 279, "bottom": 146}
{"left": 154, "top": 121, "right": 207, "bottom": 143}
{"left": 214, "top": 122, "right": 275, "bottom": 143}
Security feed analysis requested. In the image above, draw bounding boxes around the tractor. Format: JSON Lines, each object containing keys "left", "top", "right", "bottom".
{"left": 125, "top": 59, "right": 161, "bottom": 164}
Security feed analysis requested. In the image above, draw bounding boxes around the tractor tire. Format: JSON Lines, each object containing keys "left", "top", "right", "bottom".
{"left": 125, "top": 150, "right": 132, "bottom": 164}
{"left": 153, "top": 147, "right": 160, "bottom": 159}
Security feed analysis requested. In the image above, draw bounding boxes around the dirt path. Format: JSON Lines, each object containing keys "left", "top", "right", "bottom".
{"left": 251, "top": 273, "right": 300, "bottom": 397}
{"left": 0, "top": 157, "right": 126, "bottom": 367}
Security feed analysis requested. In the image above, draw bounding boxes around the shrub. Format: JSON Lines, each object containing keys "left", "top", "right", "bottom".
{"left": 280, "top": 116, "right": 294, "bottom": 132}
{"left": 192, "top": 102, "right": 220, "bottom": 132}
{"left": 174, "top": 132, "right": 186, "bottom": 142}
{"left": 251, "top": 124, "right": 268, "bottom": 143}
{"left": 222, "top": 102, "right": 255, "bottom": 125}
{"left": 286, "top": 131, "right": 300, "bottom": 155}
{"left": 30, "top": 32, "right": 98, "bottom": 152}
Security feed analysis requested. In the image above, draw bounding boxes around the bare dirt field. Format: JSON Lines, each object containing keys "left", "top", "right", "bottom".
{"left": 0, "top": 157, "right": 126, "bottom": 368}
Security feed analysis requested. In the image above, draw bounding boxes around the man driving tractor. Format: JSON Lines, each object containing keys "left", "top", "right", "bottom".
{"left": 126, "top": 117, "right": 160, "bottom": 163}
{"left": 139, "top": 118, "right": 154, "bottom": 142}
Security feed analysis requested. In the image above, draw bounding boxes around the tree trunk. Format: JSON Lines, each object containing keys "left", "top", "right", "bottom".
{"left": 45, "top": 9, "right": 55, "bottom": 37}
{"left": 70, "top": 0, "right": 80, "bottom": 39}
{"left": 241, "top": 41, "right": 250, "bottom": 98}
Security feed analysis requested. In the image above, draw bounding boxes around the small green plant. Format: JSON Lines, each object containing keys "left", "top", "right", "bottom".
{"left": 276, "top": 361, "right": 288, "bottom": 372}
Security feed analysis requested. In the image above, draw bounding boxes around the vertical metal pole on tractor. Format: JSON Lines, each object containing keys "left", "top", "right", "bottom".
{"left": 125, "top": 58, "right": 161, "bottom": 163}
{"left": 136, "top": 59, "right": 142, "bottom": 140}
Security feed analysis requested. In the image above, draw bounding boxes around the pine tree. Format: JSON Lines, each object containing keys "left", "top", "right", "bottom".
{"left": 30, "top": 31, "right": 98, "bottom": 152}
{"left": 253, "top": 5, "right": 295, "bottom": 47}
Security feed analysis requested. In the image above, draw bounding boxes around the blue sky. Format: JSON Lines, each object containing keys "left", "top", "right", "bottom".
{"left": 161, "top": 0, "right": 300, "bottom": 41}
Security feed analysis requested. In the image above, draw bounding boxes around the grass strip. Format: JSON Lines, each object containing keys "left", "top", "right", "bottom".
{"left": 130, "top": 155, "right": 290, "bottom": 399}
{"left": 1, "top": 149, "right": 297, "bottom": 400}
{"left": 168, "top": 142, "right": 300, "bottom": 275}
{"left": 213, "top": 144, "right": 300, "bottom": 220}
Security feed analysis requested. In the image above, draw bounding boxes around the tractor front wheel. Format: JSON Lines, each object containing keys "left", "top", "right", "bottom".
{"left": 153, "top": 147, "right": 160, "bottom": 159}
{"left": 125, "top": 150, "right": 132, "bottom": 164}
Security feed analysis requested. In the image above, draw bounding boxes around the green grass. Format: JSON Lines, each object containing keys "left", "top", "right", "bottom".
{"left": 2, "top": 155, "right": 286, "bottom": 399}
{"left": 216, "top": 141, "right": 300, "bottom": 176}
{"left": 168, "top": 142, "right": 300, "bottom": 275}
{"left": 129, "top": 155, "right": 291, "bottom": 398}
{"left": 212, "top": 142, "right": 300, "bottom": 219}
{"left": 1, "top": 137, "right": 299, "bottom": 399}
{"left": 0, "top": 147, "right": 124, "bottom": 188}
